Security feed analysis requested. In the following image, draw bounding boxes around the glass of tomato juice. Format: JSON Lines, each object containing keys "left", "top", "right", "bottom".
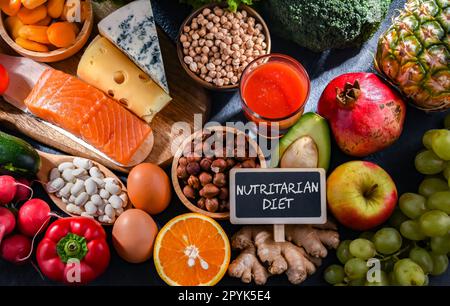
{"left": 239, "top": 54, "right": 310, "bottom": 137}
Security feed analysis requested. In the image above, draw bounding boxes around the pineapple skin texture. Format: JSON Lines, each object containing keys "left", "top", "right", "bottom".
{"left": 376, "top": 0, "right": 449, "bottom": 111}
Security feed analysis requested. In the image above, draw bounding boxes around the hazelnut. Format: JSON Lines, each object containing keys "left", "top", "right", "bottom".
{"left": 219, "top": 200, "right": 229, "bottom": 212}
{"left": 213, "top": 173, "right": 227, "bottom": 187}
{"left": 200, "top": 157, "right": 213, "bottom": 171}
{"left": 187, "top": 175, "right": 201, "bottom": 190}
{"left": 211, "top": 158, "right": 227, "bottom": 173}
{"left": 186, "top": 161, "right": 201, "bottom": 175}
{"left": 178, "top": 156, "right": 188, "bottom": 166}
{"left": 205, "top": 198, "right": 219, "bottom": 212}
{"left": 218, "top": 187, "right": 229, "bottom": 200}
{"left": 197, "top": 197, "right": 206, "bottom": 210}
{"left": 199, "top": 172, "right": 213, "bottom": 186}
{"left": 225, "top": 158, "right": 236, "bottom": 169}
{"left": 183, "top": 185, "right": 196, "bottom": 199}
{"left": 199, "top": 183, "right": 220, "bottom": 198}
{"left": 177, "top": 164, "right": 188, "bottom": 180}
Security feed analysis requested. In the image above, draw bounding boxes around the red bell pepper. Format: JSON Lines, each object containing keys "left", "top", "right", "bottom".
{"left": 0, "top": 64, "right": 9, "bottom": 95}
{"left": 36, "top": 217, "right": 110, "bottom": 284}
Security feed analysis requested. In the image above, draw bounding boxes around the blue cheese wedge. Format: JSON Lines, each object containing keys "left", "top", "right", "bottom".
{"left": 98, "top": 0, "right": 169, "bottom": 94}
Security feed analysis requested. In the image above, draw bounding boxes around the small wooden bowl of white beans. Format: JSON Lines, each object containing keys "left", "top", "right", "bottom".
{"left": 177, "top": 3, "right": 271, "bottom": 91}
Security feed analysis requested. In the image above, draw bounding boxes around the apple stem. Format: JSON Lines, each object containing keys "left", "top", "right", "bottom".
{"left": 364, "top": 184, "right": 379, "bottom": 198}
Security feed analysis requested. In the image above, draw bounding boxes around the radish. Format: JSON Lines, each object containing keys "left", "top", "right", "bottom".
{"left": 0, "top": 207, "right": 15, "bottom": 246}
{"left": 0, "top": 234, "right": 32, "bottom": 264}
{"left": 18, "top": 199, "right": 51, "bottom": 237}
{"left": 14, "top": 178, "right": 32, "bottom": 202}
{"left": 0, "top": 176, "right": 17, "bottom": 205}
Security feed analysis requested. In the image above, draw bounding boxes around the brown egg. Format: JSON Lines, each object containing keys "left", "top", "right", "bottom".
{"left": 112, "top": 209, "right": 158, "bottom": 263}
{"left": 127, "top": 163, "right": 172, "bottom": 215}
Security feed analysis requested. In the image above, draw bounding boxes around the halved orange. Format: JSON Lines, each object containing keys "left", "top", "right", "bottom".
{"left": 154, "top": 213, "right": 230, "bottom": 286}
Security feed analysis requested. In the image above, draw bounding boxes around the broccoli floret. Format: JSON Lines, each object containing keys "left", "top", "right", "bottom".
{"left": 261, "top": 0, "right": 392, "bottom": 52}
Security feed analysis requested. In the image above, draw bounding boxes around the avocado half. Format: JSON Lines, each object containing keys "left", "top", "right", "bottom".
{"left": 271, "top": 112, "right": 331, "bottom": 170}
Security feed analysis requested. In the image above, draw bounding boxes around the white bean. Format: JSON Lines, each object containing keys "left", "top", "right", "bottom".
{"left": 49, "top": 168, "right": 60, "bottom": 181}
{"left": 66, "top": 204, "right": 82, "bottom": 215}
{"left": 84, "top": 201, "right": 97, "bottom": 215}
{"left": 97, "top": 203, "right": 106, "bottom": 216}
{"left": 115, "top": 207, "right": 124, "bottom": 216}
{"left": 108, "top": 195, "right": 123, "bottom": 209}
{"left": 105, "top": 204, "right": 115, "bottom": 218}
{"left": 90, "top": 194, "right": 103, "bottom": 206}
{"left": 62, "top": 169, "right": 75, "bottom": 182}
{"left": 75, "top": 192, "right": 89, "bottom": 206}
{"left": 62, "top": 197, "right": 69, "bottom": 204}
{"left": 99, "top": 189, "right": 110, "bottom": 199}
{"left": 89, "top": 167, "right": 104, "bottom": 178}
{"left": 72, "top": 168, "right": 87, "bottom": 178}
{"left": 70, "top": 179, "right": 85, "bottom": 196}
{"left": 59, "top": 182, "right": 73, "bottom": 198}
{"left": 119, "top": 193, "right": 128, "bottom": 207}
{"left": 84, "top": 178, "right": 97, "bottom": 195}
{"left": 47, "top": 178, "right": 65, "bottom": 193}
{"left": 103, "top": 177, "right": 118, "bottom": 185}
{"left": 105, "top": 182, "right": 121, "bottom": 195}
{"left": 81, "top": 212, "right": 94, "bottom": 219}
{"left": 79, "top": 175, "right": 92, "bottom": 181}
{"left": 73, "top": 157, "right": 93, "bottom": 170}
{"left": 58, "top": 162, "right": 74, "bottom": 172}
{"left": 98, "top": 215, "right": 114, "bottom": 224}
{"left": 92, "top": 177, "right": 105, "bottom": 188}
{"left": 69, "top": 195, "right": 76, "bottom": 203}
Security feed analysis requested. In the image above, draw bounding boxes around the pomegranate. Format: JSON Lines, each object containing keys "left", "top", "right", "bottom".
{"left": 318, "top": 73, "right": 406, "bottom": 157}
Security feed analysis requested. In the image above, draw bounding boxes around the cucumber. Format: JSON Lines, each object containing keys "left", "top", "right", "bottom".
{"left": 0, "top": 131, "right": 41, "bottom": 175}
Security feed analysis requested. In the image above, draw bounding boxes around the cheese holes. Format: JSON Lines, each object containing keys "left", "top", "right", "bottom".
{"left": 113, "top": 71, "right": 125, "bottom": 85}
{"left": 107, "top": 90, "right": 114, "bottom": 98}
{"left": 138, "top": 74, "right": 150, "bottom": 83}
{"left": 119, "top": 98, "right": 129, "bottom": 107}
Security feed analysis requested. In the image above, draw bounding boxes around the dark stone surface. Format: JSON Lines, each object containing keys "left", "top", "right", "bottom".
{"left": 0, "top": 0, "right": 448, "bottom": 286}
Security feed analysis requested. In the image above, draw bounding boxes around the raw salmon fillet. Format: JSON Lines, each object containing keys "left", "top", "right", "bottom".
{"left": 24, "top": 69, "right": 152, "bottom": 165}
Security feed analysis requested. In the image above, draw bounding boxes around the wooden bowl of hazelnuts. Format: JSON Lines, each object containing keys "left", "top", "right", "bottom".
{"left": 171, "top": 126, "right": 267, "bottom": 220}
{"left": 177, "top": 3, "right": 271, "bottom": 91}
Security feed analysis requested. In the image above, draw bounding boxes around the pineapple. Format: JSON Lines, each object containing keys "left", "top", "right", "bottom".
{"left": 375, "top": 0, "right": 449, "bottom": 111}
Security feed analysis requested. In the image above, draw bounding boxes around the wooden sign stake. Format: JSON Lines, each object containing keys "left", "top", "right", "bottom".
{"left": 273, "top": 224, "right": 285, "bottom": 242}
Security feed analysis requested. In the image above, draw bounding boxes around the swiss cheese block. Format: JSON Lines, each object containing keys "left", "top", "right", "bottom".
{"left": 77, "top": 36, "right": 172, "bottom": 123}
{"left": 98, "top": 0, "right": 169, "bottom": 94}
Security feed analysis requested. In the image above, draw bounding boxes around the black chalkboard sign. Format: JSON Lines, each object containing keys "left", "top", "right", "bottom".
{"left": 230, "top": 168, "right": 326, "bottom": 224}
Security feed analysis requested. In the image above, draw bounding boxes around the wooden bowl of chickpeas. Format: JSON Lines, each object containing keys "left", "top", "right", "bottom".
{"left": 177, "top": 3, "right": 271, "bottom": 91}
{"left": 0, "top": 0, "right": 93, "bottom": 62}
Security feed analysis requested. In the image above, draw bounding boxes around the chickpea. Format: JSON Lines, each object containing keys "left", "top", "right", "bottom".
{"left": 205, "top": 33, "right": 214, "bottom": 40}
{"left": 192, "top": 22, "right": 199, "bottom": 30}
{"left": 189, "top": 62, "right": 198, "bottom": 72}
{"left": 191, "top": 40, "right": 198, "bottom": 47}
{"left": 211, "top": 46, "right": 219, "bottom": 53}
{"left": 183, "top": 26, "right": 190, "bottom": 33}
{"left": 192, "top": 33, "right": 200, "bottom": 40}
{"left": 206, "top": 63, "right": 215, "bottom": 71}
{"left": 212, "top": 16, "right": 220, "bottom": 24}
{"left": 198, "top": 28, "right": 206, "bottom": 37}
{"left": 200, "top": 66, "right": 208, "bottom": 75}
{"left": 205, "top": 40, "right": 214, "bottom": 47}
{"left": 195, "top": 47, "right": 201, "bottom": 54}
{"left": 216, "top": 78, "right": 224, "bottom": 86}
{"left": 189, "top": 50, "right": 196, "bottom": 57}
{"left": 214, "top": 7, "right": 224, "bottom": 16}
{"left": 184, "top": 56, "right": 193, "bottom": 65}
{"left": 231, "top": 76, "right": 239, "bottom": 84}
{"left": 201, "top": 55, "right": 208, "bottom": 64}
{"left": 223, "top": 78, "right": 230, "bottom": 85}
{"left": 211, "top": 27, "right": 219, "bottom": 34}
{"left": 182, "top": 41, "right": 190, "bottom": 48}
{"left": 205, "top": 76, "right": 213, "bottom": 82}
{"left": 199, "top": 38, "right": 205, "bottom": 47}
{"left": 202, "top": 8, "right": 211, "bottom": 16}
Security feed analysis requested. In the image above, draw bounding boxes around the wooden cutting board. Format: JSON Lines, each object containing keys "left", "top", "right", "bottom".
{"left": 0, "top": 2, "right": 210, "bottom": 173}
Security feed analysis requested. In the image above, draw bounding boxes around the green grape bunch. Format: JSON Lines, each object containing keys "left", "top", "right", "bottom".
{"left": 324, "top": 113, "right": 450, "bottom": 286}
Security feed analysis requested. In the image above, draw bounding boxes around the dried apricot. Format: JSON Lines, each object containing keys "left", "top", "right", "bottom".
{"left": 18, "top": 25, "right": 50, "bottom": 44}
{"left": 47, "top": 21, "right": 76, "bottom": 48}
{"left": 15, "top": 37, "right": 48, "bottom": 52}
{"left": 17, "top": 4, "right": 47, "bottom": 24}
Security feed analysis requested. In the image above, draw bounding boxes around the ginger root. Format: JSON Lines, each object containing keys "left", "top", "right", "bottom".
{"left": 228, "top": 222, "right": 339, "bottom": 285}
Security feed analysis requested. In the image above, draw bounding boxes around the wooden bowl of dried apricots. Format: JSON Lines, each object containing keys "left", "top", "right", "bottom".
{"left": 0, "top": 0, "right": 93, "bottom": 62}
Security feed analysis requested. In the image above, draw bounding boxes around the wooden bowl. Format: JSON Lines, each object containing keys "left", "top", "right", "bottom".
{"left": 177, "top": 3, "right": 271, "bottom": 92}
{"left": 37, "top": 150, "right": 131, "bottom": 226}
{"left": 171, "top": 126, "right": 267, "bottom": 220}
{"left": 0, "top": 0, "right": 94, "bottom": 62}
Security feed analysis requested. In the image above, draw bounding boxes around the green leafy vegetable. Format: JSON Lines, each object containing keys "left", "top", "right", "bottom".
{"left": 181, "top": 0, "right": 256, "bottom": 12}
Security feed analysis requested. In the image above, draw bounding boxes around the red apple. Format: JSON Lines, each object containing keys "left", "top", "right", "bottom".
{"left": 327, "top": 161, "right": 397, "bottom": 231}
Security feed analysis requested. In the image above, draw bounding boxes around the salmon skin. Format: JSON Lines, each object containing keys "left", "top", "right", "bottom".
{"left": 24, "top": 69, "right": 152, "bottom": 165}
